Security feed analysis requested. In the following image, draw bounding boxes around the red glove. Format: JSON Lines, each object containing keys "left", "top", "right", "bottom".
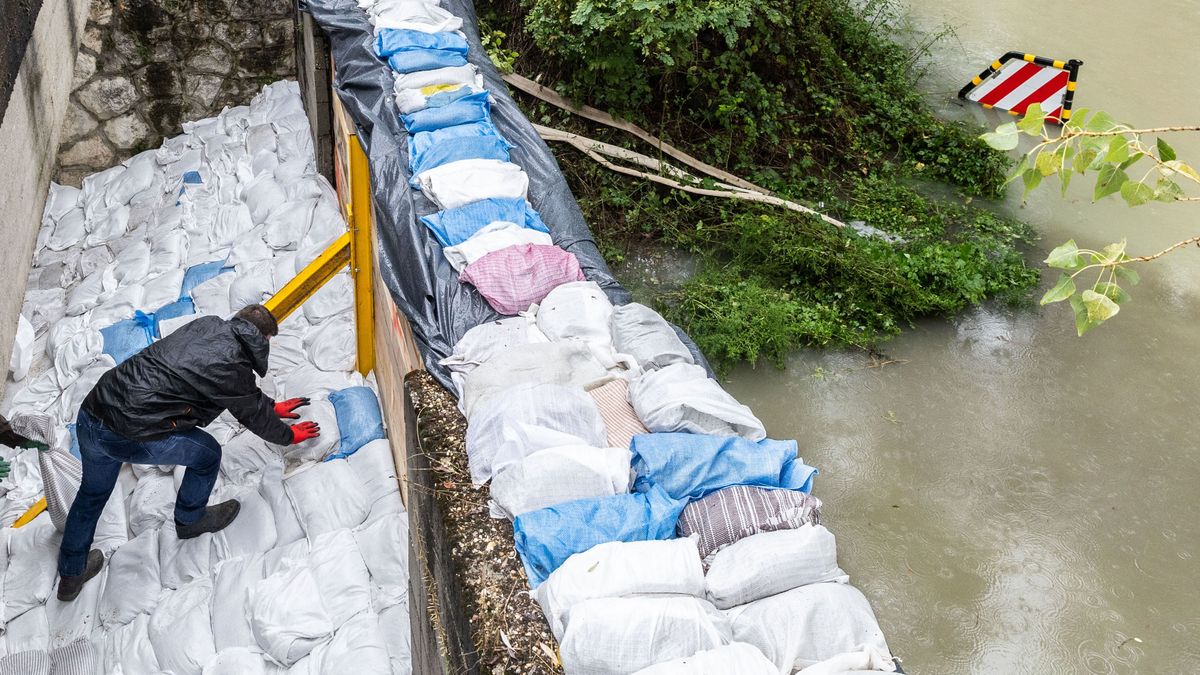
{"left": 290, "top": 421, "right": 321, "bottom": 444}
{"left": 274, "top": 397, "right": 311, "bottom": 419}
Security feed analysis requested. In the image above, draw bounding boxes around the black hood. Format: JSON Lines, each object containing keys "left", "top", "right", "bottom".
{"left": 229, "top": 317, "right": 271, "bottom": 377}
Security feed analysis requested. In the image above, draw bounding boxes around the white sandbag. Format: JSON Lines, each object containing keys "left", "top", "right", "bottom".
{"left": 92, "top": 480, "right": 130, "bottom": 556}
{"left": 243, "top": 176, "right": 288, "bottom": 225}
{"left": 284, "top": 459, "right": 369, "bottom": 538}
{"left": 276, "top": 130, "right": 314, "bottom": 165}
{"left": 704, "top": 525, "right": 845, "bottom": 610}
{"left": 352, "top": 513, "right": 409, "bottom": 610}
{"left": 347, "top": 438, "right": 401, "bottom": 511}
{"left": 795, "top": 646, "right": 897, "bottom": 675}
{"left": 211, "top": 554, "right": 268, "bottom": 652}
{"left": 203, "top": 647, "right": 282, "bottom": 675}
{"left": 307, "top": 529, "right": 372, "bottom": 627}
{"left": 633, "top": 643, "right": 779, "bottom": 674}
{"left": 489, "top": 445, "right": 632, "bottom": 519}
{"left": 302, "top": 272, "right": 351, "bottom": 324}
{"left": 80, "top": 164, "right": 125, "bottom": 218}
{"left": 158, "top": 521, "right": 217, "bottom": 590}
{"left": 89, "top": 284, "right": 146, "bottom": 327}
{"left": 611, "top": 302, "right": 694, "bottom": 371}
{"left": 438, "top": 315, "right": 547, "bottom": 376}
{"left": 227, "top": 228, "right": 275, "bottom": 267}
{"left": 9, "top": 315, "right": 35, "bottom": 381}
{"left": 104, "top": 612, "right": 161, "bottom": 673}
{"left": 43, "top": 183, "right": 82, "bottom": 222}
{"left": 209, "top": 203, "right": 256, "bottom": 249}
{"left": 249, "top": 563, "right": 334, "bottom": 666}
{"left": 279, "top": 397, "right": 338, "bottom": 467}
{"left": 378, "top": 601, "right": 413, "bottom": 675}
{"left": 79, "top": 245, "right": 115, "bottom": 278}
{"left": 464, "top": 381, "right": 608, "bottom": 485}
{"left": 140, "top": 269, "right": 186, "bottom": 312}
{"left": 219, "top": 432, "right": 280, "bottom": 487}
{"left": 532, "top": 537, "right": 705, "bottom": 640}
{"left": 228, "top": 260, "right": 276, "bottom": 312}
{"left": 7, "top": 368, "right": 61, "bottom": 418}
{"left": 300, "top": 199, "right": 343, "bottom": 249}
{"left": 84, "top": 205, "right": 131, "bottom": 248}
{"left": 277, "top": 363, "right": 364, "bottom": 400}
{"left": 2, "top": 603, "right": 49, "bottom": 655}
{"left": 65, "top": 265, "right": 117, "bottom": 316}
{"left": 414, "top": 159, "right": 528, "bottom": 210}
{"left": 159, "top": 312, "right": 201, "bottom": 338}
{"left": 191, "top": 272, "right": 235, "bottom": 318}
{"left": 724, "top": 583, "right": 891, "bottom": 673}
{"left": 246, "top": 123, "right": 278, "bottom": 155}
{"left": 391, "top": 64, "right": 481, "bottom": 93}
{"left": 22, "top": 287, "right": 68, "bottom": 334}
{"left": 371, "top": 0, "right": 464, "bottom": 33}
{"left": 149, "top": 576, "right": 218, "bottom": 675}
{"left": 442, "top": 221, "right": 554, "bottom": 272}
{"left": 127, "top": 471, "right": 177, "bottom": 537}
{"left": 629, "top": 363, "right": 766, "bottom": 440}
{"left": 536, "top": 281, "right": 616, "bottom": 357}
{"left": 48, "top": 311, "right": 92, "bottom": 360}
{"left": 213, "top": 487, "right": 279, "bottom": 561}
{"left": 147, "top": 229, "right": 191, "bottom": 277}
{"left": 461, "top": 342, "right": 609, "bottom": 420}
{"left": 303, "top": 611, "right": 392, "bottom": 675}
{"left": 46, "top": 208, "right": 87, "bottom": 251}
{"left": 273, "top": 158, "right": 310, "bottom": 186}
{"left": 300, "top": 312, "right": 355, "bottom": 372}
{"left": 106, "top": 152, "right": 157, "bottom": 207}
{"left": 46, "top": 566, "right": 106, "bottom": 650}
{"left": 2, "top": 516, "right": 61, "bottom": 618}
{"left": 97, "top": 528, "right": 161, "bottom": 629}
{"left": 559, "top": 596, "right": 731, "bottom": 675}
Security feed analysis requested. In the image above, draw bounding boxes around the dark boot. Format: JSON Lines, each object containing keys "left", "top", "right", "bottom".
{"left": 57, "top": 549, "right": 104, "bottom": 602}
{"left": 175, "top": 499, "right": 241, "bottom": 539}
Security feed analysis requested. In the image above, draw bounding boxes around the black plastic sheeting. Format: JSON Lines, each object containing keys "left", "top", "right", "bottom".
{"left": 301, "top": 0, "right": 710, "bottom": 390}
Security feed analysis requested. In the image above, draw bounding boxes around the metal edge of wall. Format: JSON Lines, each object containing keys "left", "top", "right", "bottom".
{"left": 0, "top": 0, "right": 90, "bottom": 399}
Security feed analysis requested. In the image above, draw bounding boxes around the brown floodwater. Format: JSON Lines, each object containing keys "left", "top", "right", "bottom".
{"left": 715, "top": 1, "right": 1200, "bottom": 672}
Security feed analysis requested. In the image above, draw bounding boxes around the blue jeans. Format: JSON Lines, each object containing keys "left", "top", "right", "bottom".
{"left": 58, "top": 408, "right": 222, "bottom": 576}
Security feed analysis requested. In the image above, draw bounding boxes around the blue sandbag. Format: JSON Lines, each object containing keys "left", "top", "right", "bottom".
{"left": 409, "top": 120, "right": 503, "bottom": 159}
{"left": 100, "top": 311, "right": 157, "bottom": 365}
{"left": 400, "top": 90, "right": 490, "bottom": 133}
{"left": 325, "top": 386, "right": 386, "bottom": 461}
{"left": 512, "top": 485, "right": 685, "bottom": 587}
{"left": 375, "top": 28, "right": 469, "bottom": 57}
{"left": 180, "top": 260, "right": 232, "bottom": 299}
{"left": 152, "top": 297, "right": 195, "bottom": 338}
{"left": 424, "top": 85, "right": 481, "bottom": 110}
{"left": 408, "top": 135, "right": 511, "bottom": 184}
{"left": 419, "top": 198, "right": 549, "bottom": 247}
{"left": 629, "top": 433, "right": 818, "bottom": 501}
{"left": 387, "top": 49, "right": 468, "bottom": 74}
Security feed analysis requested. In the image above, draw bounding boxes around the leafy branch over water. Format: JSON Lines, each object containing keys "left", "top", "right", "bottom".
{"left": 982, "top": 105, "right": 1200, "bottom": 334}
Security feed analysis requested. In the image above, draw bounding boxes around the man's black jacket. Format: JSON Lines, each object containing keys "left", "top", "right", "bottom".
{"left": 82, "top": 316, "right": 292, "bottom": 444}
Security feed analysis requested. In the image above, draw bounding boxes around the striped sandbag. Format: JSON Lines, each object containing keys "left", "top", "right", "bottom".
{"left": 676, "top": 485, "right": 822, "bottom": 562}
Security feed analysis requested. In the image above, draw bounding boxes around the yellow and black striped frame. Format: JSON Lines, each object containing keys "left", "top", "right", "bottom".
{"left": 958, "top": 52, "right": 1083, "bottom": 124}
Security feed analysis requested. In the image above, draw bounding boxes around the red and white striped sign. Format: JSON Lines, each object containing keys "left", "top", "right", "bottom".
{"left": 966, "top": 60, "right": 1069, "bottom": 120}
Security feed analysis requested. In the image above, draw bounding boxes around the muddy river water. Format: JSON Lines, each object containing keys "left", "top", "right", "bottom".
{"left": 715, "top": 1, "right": 1200, "bottom": 672}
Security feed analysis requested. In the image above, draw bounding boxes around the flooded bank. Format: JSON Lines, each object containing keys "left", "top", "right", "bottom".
{"left": 619, "top": 1, "right": 1200, "bottom": 672}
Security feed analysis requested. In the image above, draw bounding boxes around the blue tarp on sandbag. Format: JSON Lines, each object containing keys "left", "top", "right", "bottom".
{"left": 388, "top": 49, "right": 469, "bottom": 74}
{"left": 100, "top": 311, "right": 157, "bottom": 365}
{"left": 629, "top": 433, "right": 818, "bottom": 501}
{"left": 408, "top": 135, "right": 511, "bottom": 183}
{"left": 180, "top": 260, "right": 232, "bottom": 299}
{"left": 400, "top": 90, "right": 491, "bottom": 133}
{"left": 152, "top": 297, "right": 196, "bottom": 337}
{"left": 419, "top": 197, "right": 549, "bottom": 247}
{"left": 512, "top": 485, "right": 685, "bottom": 587}
{"left": 375, "top": 28, "right": 469, "bottom": 57}
{"left": 326, "top": 386, "right": 386, "bottom": 461}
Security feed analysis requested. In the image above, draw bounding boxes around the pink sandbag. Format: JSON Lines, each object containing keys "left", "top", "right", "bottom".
{"left": 459, "top": 243, "right": 585, "bottom": 316}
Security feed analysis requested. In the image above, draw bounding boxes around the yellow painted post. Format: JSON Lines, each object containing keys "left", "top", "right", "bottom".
{"left": 348, "top": 135, "right": 375, "bottom": 376}
{"left": 263, "top": 232, "right": 352, "bottom": 322}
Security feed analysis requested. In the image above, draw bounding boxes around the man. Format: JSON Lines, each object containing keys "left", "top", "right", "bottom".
{"left": 57, "top": 304, "right": 321, "bottom": 601}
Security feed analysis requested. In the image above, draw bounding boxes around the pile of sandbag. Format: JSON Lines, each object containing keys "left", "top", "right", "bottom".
{"left": 347, "top": 0, "right": 901, "bottom": 670}
{"left": 1, "top": 82, "right": 410, "bottom": 674}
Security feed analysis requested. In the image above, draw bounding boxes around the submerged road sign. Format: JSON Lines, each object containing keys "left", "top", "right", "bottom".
{"left": 959, "top": 52, "right": 1082, "bottom": 124}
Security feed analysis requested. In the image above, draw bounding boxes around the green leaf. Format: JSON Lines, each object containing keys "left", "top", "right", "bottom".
{"left": 1033, "top": 150, "right": 1059, "bottom": 177}
{"left": 1157, "top": 137, "right": 1177, "bottom": 162}
{"left": 1018, "top": 103, "right": 1046, "bottom": 136}
{"left": 1101, "top": 239, "right": 1128, "bottom": 263}
{"left": 1081, "top": 288, "right": 1120, "bottom": 322}
{"left": 1163, "top": 160, "right": 1200, "bottom": 183}
{"left": 1155, "top": 178, "right": 1184, "bottom": 202}
{"left": 1022, "top": 167, "right": 1043, "bottom": 199}
{"left": 1065, "top": 108, "right": 1089, "bottom": 131}
{"left": 1104, "top": 136, "right": 1131, "bottom": 164}
{"left": 1117, "top": 152, "right": 1145, "bottom": 171}
{"left": 1045, "top": 239, "right": 1084, "bottom": 269}
{"left": 1005, "top": 154, "right": 1030, "bottom": 186}
{"left": 1073, "top": 148, "right": 1097, "bottom": 174}
{"left": 1060, "top": 165, "right": 1074, "bottom": 196}
{"left": 1085, "top": 111, "right": 1121, "bottom": 133}
{"left": 1120, "top": 180, "right": 1155, "bottom": 207}
{"left": 1095, "top": 281, "right": 1131, "bottom": 304}
{"left": 1069, "top": 294, "right": 1096, "bottom": 336}
{"left": 1040, "top": 273, "right": 1076, "bottom": 305}
{"left": 1093, "top": 165, "right": 1129, "bottom": 201}
{"left": 981, "top": 122, "right": 1020, "bottom": 151}
{"left": 1114, "top": 266, "right": 1140, "bottom": 286}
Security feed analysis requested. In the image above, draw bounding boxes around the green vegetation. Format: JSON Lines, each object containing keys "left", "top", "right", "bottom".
{"left": 482, "top": 0, "right": 1040, "bottom": 370}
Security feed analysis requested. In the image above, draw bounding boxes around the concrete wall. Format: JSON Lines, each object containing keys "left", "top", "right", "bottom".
{"left": 0, "top": 0, "right": 91, "bottom": 400}
{"left": 55, "top": 0, "right": 299, "bottom": 186}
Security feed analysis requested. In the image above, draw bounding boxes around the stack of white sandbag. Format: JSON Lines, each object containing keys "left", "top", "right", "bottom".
{"left": 1, "top": 81, "right": 410, "bottom": 674}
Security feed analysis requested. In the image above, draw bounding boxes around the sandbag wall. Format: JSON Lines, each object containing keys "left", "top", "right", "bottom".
{"left": 0, "top": 82, "right": 411, "bottom": 674}
{"left": 309, "top": 0, "right": 902, "bottom": 672}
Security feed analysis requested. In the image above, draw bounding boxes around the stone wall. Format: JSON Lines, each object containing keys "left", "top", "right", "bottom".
{"left": 55, "top": 0, "right": 298, "bottom": 186}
